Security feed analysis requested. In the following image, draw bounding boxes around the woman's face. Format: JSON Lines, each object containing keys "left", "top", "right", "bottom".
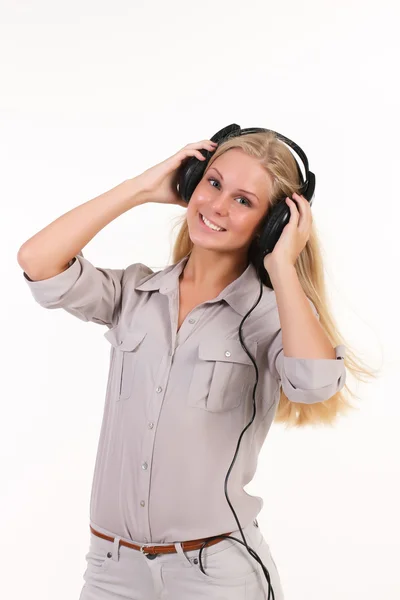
{"left": 186, "top": 148, "right": 272, "bottom": 254}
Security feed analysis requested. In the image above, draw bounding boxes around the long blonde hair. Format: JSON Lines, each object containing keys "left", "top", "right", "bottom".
{"left": 170, "top": 131, "right": 379, "bottom": 427}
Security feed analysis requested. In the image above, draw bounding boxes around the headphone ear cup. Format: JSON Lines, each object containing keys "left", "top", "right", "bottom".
{"left": 177, "top": 148, "right": 212, "bottom": 204}
{"left": 258, "top": 200, "right": 291, "bottom": 259}
{"left": 303, "top": 171, "right": 315, "bottom": 206}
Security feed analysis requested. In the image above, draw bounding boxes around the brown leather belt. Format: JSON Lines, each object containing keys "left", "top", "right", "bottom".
{"left": 90, "top": 524, "right": 233, "bottom": 556}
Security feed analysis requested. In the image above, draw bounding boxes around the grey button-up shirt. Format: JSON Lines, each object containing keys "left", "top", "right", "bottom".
{"left": 23, "top": 251, "right": 346, "bottom": 543}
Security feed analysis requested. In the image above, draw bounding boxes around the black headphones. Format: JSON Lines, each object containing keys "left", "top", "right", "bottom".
{"left": 176, "top": 124, "right": 316, "bottom": 599}
{"left": 177, "top": 122, "right": 316, "bottom": 289}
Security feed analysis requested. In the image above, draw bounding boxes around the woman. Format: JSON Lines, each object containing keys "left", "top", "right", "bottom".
{"left": 17, "top": 131, "right": 374, "bottom": 599}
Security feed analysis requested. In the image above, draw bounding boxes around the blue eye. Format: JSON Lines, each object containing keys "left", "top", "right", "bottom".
{"left": 207, "top": 178, "right": 251, "bottom": 207}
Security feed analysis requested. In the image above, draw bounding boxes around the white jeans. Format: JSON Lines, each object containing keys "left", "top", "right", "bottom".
{"left": 79, "top": 518, "right": 284, "bottom": 599}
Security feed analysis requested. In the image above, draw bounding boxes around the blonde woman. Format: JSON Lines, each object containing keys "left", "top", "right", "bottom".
{"left": 17, "top": 129, "right": 375, "bottom": 600}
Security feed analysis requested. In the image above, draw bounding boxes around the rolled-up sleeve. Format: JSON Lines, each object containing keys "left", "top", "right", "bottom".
{"left": 22, "top": 251, "right": 125, "bottom": 328}
{"left": 267, "top": 299, "right": 347, "bottom": 403}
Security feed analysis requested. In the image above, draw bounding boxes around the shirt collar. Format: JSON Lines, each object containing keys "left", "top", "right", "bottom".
{"left": 134, "top": 253, "right": 271, "bottom": 317}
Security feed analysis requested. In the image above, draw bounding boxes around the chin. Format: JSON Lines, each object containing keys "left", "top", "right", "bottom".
{"left": 188, "top": 231, "right": 243, "bottom": 256}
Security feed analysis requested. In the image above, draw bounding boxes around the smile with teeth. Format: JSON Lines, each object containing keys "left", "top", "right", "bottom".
{"left": 200, "top": 213, "right": 226, "bottom": 232}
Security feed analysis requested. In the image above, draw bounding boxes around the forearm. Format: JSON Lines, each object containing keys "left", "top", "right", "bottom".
{"left": 17, "top": 177, "right": 147, "bottom": 281}
{"left": 268, "top": 262, "right": 336, "bottom": 359}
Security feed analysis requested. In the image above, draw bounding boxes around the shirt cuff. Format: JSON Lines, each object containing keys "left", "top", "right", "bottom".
{"left": 276, "top": 344, "right": 347, "bottom": 403}
{"left": 22, "top": 255, "right": 82, "bottom": 305}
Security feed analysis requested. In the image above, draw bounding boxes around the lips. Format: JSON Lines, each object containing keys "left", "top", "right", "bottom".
{"left": 199, "top": 212, "right": 226, "bottom": 231}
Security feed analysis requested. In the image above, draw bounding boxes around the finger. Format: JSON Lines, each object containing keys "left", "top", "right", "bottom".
{"left": 188, "top": 140, "right": 218, "bottom": 149}
{"left": 293, "top": 193, "right": 311, "bottom": 214}
{"left": 293, "top": 192, "right": 310, "bottom": 211}
{"left": 285, "top": 197, "right": 300, "bottom": 224}
{"left": 291, "top": 194, "right": 303, "bottom": 214}
{"left": 182, "top": 148, "right": 207, "bottom": 160}
{"left": 192, "top": 144, "right": 216, "bottom": 158}
{"left": 202, "top": 140, "right": 218, "bottom": 149}
{"left": 292, "top": 193, "right": 312, "bottom": 229}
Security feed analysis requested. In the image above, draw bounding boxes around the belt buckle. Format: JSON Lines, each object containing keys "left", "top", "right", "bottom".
{"left": 140, "top": 544, "right": 159, "bottom": 560}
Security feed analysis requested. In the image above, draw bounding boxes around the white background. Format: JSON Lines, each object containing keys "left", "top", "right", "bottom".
{"left": 1, "top": 1, "right": 399, "bottom": 598}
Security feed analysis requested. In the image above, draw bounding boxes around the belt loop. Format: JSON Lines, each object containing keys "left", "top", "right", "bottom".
{"left": 174, "top": 541, "right": 193, "bottom": 566}
{"left": 112, "top": 536, "right": 121, "bottom": 561}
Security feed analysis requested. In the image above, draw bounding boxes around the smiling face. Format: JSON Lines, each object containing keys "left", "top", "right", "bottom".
{"left": 186, "top": 148, "right": 272, "bottom": 256}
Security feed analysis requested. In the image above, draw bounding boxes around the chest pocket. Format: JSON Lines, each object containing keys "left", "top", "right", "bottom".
{"left": 188, "top": 338, "right": 257, "bottom": 412}
{"left": 104, "top": 327, "right": 147, "bottom": 401}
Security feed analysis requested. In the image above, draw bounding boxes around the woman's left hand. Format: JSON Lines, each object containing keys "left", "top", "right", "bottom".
{"left": 263, "top": 192, "right": 313, "bottom": 272}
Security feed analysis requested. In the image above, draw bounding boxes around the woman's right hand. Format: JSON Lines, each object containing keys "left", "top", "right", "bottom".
{"left": 136, "top": 139, "right": 218, "bottom": 207}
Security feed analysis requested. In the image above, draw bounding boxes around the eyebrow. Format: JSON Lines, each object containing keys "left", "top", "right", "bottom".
{"left": 208, "top": 167, "right": 259, "bottom": 202}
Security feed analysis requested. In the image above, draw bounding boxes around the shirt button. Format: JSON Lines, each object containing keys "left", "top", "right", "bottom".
{"left": 188, "top": 318, "right": 195, "bottom": 324}
{"left": 225, "top": 351, "right": 231, "bottom": 357}
{"left": 148, "top": 422, "right": 154, "bottom": 429}
{"left": 156, "top": 386, "right": 162, "bottom": 393}
{"left": 140, "top": 500, "right": 145, "bottom": 507}
{"left": 142, "top": 462, "right": 148, "bottom": 470}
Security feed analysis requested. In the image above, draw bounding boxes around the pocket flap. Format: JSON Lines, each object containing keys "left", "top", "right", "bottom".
{"left": 198, "top": 338, "right": 257, "bottom": 365}
{"left": 104, "top": 327, "right": 147, "bottom": 351}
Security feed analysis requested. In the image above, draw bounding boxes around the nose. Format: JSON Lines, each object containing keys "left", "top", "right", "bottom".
{"left": 209, "top": 192, "right": 230, "bottom": 216}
